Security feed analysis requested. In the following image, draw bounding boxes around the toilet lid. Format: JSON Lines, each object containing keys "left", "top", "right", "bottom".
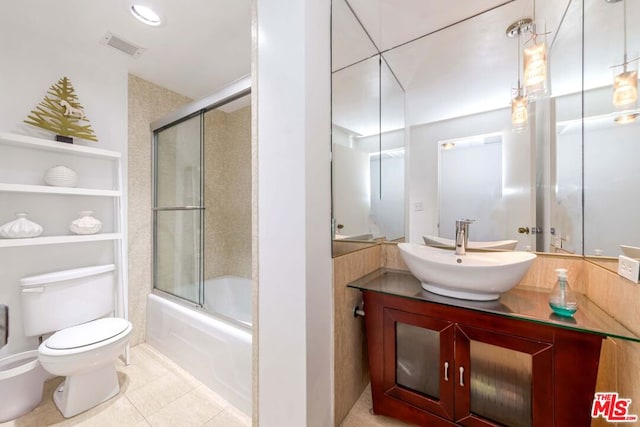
{"left": 45, "top": 318, "right": 130, "bottom": 350}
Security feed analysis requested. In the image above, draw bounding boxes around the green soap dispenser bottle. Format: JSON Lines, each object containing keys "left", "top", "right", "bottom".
{"left": 549, "top": 268, "right": 578, "bottom": 317}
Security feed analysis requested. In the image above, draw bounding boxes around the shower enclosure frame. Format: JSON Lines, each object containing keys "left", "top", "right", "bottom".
{"left": 150, "top": 76, "right": 251, "bottom": 310}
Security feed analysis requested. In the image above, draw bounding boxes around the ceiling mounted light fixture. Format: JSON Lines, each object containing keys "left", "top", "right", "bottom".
{"left": 611, "top": 0, "right": 638, "bottom": 112}
{"left": 507, "top": 19, "right": 532, "bottom": 133}
{"left": 130, "top": 4, "right": 162, "bottom": 26}
{"left": 523, "top": 0, "right": 548, "bottom": 98}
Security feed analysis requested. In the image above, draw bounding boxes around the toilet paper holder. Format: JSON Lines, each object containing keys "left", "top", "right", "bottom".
{"left": 0, "top": 305, "right": 7, "bottom": 349}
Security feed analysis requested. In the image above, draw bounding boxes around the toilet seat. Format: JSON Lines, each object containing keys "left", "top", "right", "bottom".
{"left": 39, "top": 318, "right": 132, "bottom": 358}
{"left": 45, "top": 318, "right": 129, "bottom": 350}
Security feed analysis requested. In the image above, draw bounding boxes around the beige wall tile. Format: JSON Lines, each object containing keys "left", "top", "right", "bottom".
{"left": 585, "top": 262, "right": 640, "bottom": 337}
{"left": 381, "top": 243, "right": 408, "bottom": 271}
{"left": 516, "top": 253, "right": 585, "bottom": 292}
{"left": 334, "top": 245, "right": 382, "bottom": 425}
{"left": 204, "top": 106, "right": 252, "bottom": 280}
{"left": 127, "top": 75, "right": 192, "bottom": 345}
{"left": 616, "top": 340, "right": 640, "bottom": 415}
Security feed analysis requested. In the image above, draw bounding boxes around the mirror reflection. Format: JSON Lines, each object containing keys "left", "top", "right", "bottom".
{"left": 331, "top": 0, "right": 640, "bottom": 262}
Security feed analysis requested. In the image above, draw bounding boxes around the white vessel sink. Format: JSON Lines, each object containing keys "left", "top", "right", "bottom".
{"left": 423, "top": 235, "right": 518, "bottom": 250}
{"left": 398, "top": 243, "right": 537, "bottom": 301}
{"left": 334, "top": 233, "right": 374, "bottom": 241}
{"left": 620, "top": 245, "right": 640, "bottom": 259}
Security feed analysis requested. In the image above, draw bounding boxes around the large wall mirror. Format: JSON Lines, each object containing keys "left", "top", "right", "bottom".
{"left": 331, "top": 0, "right": 640, "bottom": 265}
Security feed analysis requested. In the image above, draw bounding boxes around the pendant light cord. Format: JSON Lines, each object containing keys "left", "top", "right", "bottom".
{"left": 517, "top": 30, "right": 522, "bottom": 91}
{"left": 623, "top": 0, "right": 627, "bottom": 70}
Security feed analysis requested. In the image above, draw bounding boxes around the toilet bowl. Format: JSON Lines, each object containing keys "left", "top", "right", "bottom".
{"left": 39, "top": 318, "right": 132, "bottom": 418}
{"left": 20, "top": 264, "right": 132, "bottom": 418}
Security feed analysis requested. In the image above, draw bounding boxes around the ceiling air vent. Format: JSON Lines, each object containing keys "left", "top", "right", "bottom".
{"left": 101, "top": 32, "right": 145, "bottom": 58}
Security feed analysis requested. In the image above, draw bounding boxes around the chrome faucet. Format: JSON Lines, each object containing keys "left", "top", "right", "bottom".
{"left": 455, "top": 219, "right": 475, "bottom": 255}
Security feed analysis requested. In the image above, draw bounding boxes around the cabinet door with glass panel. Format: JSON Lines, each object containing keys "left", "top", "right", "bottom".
{"left": 454, "top": 324, "right": 553, "bottom": 426}
{"left": 381, "top": 308, "right": 455, "bottom": 421}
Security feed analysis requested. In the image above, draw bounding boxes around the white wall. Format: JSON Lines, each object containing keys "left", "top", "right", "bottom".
{"left": 332, "top": 144, "right": 370, "bottom": 236}
{"left": 0, "top": 14, "right": 128, "bottom": 357}
{"left": 409, "top": 108, "right": 533, "bottom": 249}
{"left": 438, "top": 142, "right": 503, "bottom": 240}
{"left": 370, "top": 153, "right": 405, "bottom": 240}
{"left": 256, "top": 0, "right": 332, "bottom": 426}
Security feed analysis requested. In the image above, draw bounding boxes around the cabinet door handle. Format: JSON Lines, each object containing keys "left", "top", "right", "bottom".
{"left": 444, "top": 362, "right": 449, "bottom": 381}
{"left": 459, "top": 366, "right": 465, "bottom": 387}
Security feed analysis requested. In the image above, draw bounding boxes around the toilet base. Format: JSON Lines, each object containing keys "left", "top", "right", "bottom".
{"left": 53, "top": 363, "right": 120, "bottom": 418}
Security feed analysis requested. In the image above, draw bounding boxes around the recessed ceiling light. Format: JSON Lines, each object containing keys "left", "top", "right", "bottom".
{"left": 130, "top": 4, "right": 162, "bottom": 26}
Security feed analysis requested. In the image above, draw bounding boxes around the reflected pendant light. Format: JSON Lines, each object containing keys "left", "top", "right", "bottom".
{"left": 523, "top": 0, "right": 548, "bottom": 97}
{"left": 507, "top": 19, "right": 532, "bottom": 132}
{"left": 612, "top": 0, "right": 638, "bottom": 112}
{"left": 523, "top": 38, "right": 548, "bottom": 96}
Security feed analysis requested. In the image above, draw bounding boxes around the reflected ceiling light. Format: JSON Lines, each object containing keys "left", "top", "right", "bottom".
{"left": 611, "top": 0, "right": 638, "bottom": 111}
{"left": 522, "top": 0, "right": 549, "bottom": 98}
{"left": 130, "top": 4, "right": 162, "bottom": 26}
{"left": 507, "top": 19, "right": 532, "bottom": 133}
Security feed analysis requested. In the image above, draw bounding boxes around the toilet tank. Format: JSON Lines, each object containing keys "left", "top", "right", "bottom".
{"left": 20, "top": 264, "right": 116, "bottom": 336}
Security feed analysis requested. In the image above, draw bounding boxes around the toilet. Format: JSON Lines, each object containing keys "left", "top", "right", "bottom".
{"left": 20, "top": 264, "right": 132, "bottom": 418}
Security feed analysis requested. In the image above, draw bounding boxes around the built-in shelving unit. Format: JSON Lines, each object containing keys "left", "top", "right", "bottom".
{"left": 0, "top": 183, "right": 121, "bottom": 197}
{"left": 0, "top": 132, "right": 121, "bottom": 159}
{"left": 0, "top": 132, "right": 128, "bottom": 361}
{"left": 0, "top": 233, "right": 123, "bottom": 248}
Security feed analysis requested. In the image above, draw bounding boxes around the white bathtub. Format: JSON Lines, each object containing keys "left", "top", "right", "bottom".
{"left": 146, "top": 276, "right": 252, "bottom": 416}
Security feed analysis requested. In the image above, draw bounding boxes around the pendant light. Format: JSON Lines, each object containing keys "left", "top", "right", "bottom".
{"left": 612, "top": 0, "right": 638, "bottom": 112}
{"left": 507, "top": 19, "right": 532, "bottom": 132}
{"left": 523, "top": 0, "right": 548, "bottom": 97}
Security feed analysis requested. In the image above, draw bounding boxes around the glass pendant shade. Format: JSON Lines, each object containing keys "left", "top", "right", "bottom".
{"left": 524, "top": 41, "right": 548, "bottom": 97}
{"left": 613, "top": 69, "right": 638, "bottom": 111}
{"left": 511, "top": 90, "right": 528, "bottom": 132}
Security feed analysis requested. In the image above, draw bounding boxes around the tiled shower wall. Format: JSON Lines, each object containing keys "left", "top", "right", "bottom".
{"left": 204, "top": 106, "right": 252, "bottom": 280}
{"left": 127, "top": 74, "right": 192, "bottom": 346}
{"left": 333, "top": 243, "right": 640, "bottom": 426}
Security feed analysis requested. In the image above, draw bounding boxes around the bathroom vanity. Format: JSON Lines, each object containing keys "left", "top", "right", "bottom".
{"left": 349, "top": 269, "right": 640, "bottom": 427}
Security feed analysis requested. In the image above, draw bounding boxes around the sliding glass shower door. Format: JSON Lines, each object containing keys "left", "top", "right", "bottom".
{"left": 153, "top": 114, "right": 204, "bottom": 305}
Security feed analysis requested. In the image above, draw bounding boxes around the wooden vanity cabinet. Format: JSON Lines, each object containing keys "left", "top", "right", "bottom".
{"left": 364, "top": 291, "right": 603, "bottom": 427}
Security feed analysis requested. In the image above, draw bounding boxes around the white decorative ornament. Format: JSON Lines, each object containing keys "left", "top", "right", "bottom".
{"left": 0, "top": 213, "right": 43, "bottom": 238}
{"left": 70, "top": 211, "right": 102, "bottom": 235}
{"left": 44, "top": 165, "right": 78, "bottom": 187}
{"left": 59, "top": 99, "right": 86, "bottom": 120}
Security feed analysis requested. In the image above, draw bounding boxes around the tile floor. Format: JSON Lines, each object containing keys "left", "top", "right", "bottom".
{"left": 1, "top": 343, "right": 251, "bottom": 427}
{"left": 341, "top": 385, "right": 415, "bottom": 427}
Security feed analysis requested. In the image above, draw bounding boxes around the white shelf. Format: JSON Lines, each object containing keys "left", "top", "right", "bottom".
{"left": 0, "top": 132, "right": 121, "bottom": 159}
{"left": 0, "top": 183, "right": 121, "bottom": 197}
{"left": 0, "top": 233, "right": 122, "bottom": 248}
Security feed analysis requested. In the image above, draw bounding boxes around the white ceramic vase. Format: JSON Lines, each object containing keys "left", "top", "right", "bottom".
{"left": 0, "top": 213, "right": 43, "bottom": 238}
{"left": 44, "top": 165, "right": 78, "bottom": 187}
{"left": 70, "top": 211, "right": 102, "bottom": 235}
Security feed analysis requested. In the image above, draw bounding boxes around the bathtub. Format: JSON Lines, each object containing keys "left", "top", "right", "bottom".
{"left": 146, "top": 276, "right": 252, "bottom": 416}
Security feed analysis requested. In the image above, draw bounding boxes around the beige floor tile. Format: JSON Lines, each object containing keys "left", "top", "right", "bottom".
{"left": 125, "top": 370, "right": 197, "bottom": 418}
{"left": 61, "top": 393, "right": 145, "bottom": 427}
{"left": 2, "top": 344, "right": 247, "bottom": 427}
{"left": 116, "top": 346, "right": 173, "bottom": 393}
{"left": 341, "top": 385, "right": 417, "bottom": 427}
{"left": 145, "top": 385, "right": 227, "bottom": 427}
{"left": 203, "top": 406, "right": 251, "bottom": 427}
{"left": 137, "top": 344, "right": 202, "bottom": 388}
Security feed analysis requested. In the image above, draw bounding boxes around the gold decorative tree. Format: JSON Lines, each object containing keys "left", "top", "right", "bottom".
{"left": 24, "top": 77, "right": 98, "bottom": 143}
